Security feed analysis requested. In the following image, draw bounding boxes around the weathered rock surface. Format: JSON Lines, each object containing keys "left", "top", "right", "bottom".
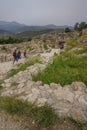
{"left": 0, "top": 48, "right": 87, "bottom": 123}
{"left": 1, "top": 65, "right": 87, "bottom": 123}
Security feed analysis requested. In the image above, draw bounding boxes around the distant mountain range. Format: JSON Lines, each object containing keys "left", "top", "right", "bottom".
{"left": 0, "top": 29, "right": 13, "bottom": 38}
{"left": 0, "top": 21, "right": 73, "bottom": 34}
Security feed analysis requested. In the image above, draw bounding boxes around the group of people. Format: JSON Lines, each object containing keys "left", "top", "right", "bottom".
{"left": 13, "top": 50, "right": 26, "bottom": 64}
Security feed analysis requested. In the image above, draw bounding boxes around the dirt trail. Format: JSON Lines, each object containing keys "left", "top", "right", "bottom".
{"left": 0, "top": 59, "right": 25, "bottom": 80}
{"left": 0, "top": 112, "right": 25, "bottom": 130}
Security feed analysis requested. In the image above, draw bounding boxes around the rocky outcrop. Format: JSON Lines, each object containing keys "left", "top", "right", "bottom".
{"left": 1, "top": 63, "right": 87, "bottom": 123}
{"left": 0, "top": 48, "right": 87, "bottom": 123}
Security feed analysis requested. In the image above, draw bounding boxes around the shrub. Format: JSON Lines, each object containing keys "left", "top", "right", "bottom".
{"left": 28, "top": 38, "right": 32, "bottom": 41}
{"left": 43, "top": 44, "right": 48, "bottom": 50}
{"left": 0, "top": 97, "right": 34, "bottom": 116}
{"left": 32, "top": 104, "right": 58, "bottom": 127}
{"left": 65, "top": 27, "right": 71, "bottom": 33}
{"left": 67, "top": 38, "right": 77, "bottom": 48}
{"left": 65, "top": 117, "right": 87, "bottom": 130}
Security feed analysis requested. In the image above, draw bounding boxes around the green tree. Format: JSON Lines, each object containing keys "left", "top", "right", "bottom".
{"left": 74, "top": 22, "right": 79, "bottom": 31}
{"left": 65, "top": 27, "right": 71, "bottom": 33}
{"left": 74, "top": 22, "right": 87, "bottom": 31}
{"left": 79, "top": 22, "right": 87, "bottom": 31}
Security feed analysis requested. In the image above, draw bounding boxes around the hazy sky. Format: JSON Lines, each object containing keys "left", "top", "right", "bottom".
{"left": 0, "top": 0, "right": 87, "bottom": 26}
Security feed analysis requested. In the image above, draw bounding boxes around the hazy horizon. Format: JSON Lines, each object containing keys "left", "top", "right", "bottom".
{"left": 0, "top": 0, "right": 87, "bottom": 26}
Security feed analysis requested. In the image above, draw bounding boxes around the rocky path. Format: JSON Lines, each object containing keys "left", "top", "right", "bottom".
{"left": 0, "top": 58, "right": 26, "bottom": 80}
{"left": 0, "top": 49, "right": 60, "bottom": 80}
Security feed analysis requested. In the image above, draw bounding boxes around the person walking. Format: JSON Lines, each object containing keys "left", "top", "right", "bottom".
{"left": 13, "top": 50, "right": 18, "bottom": 64}
{"left": 17, "top": 51, "right": 21, "bottom": 60}
{"left": 24, "top": 50, "right": 26, "bottom": 58}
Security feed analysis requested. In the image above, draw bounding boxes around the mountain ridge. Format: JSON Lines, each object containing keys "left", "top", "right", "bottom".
{"left": 0, "top": 21, "right": 73, "bottom": 33}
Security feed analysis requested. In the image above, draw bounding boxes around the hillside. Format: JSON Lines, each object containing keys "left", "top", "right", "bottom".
{"left": 15, "top": 29, "right": 58, "bottom": 39}
{"left": 0, "top": 29, "right": 13, "bottom": 38}
{"left": 0, "top": 30, "right": 87, "bottom": 130}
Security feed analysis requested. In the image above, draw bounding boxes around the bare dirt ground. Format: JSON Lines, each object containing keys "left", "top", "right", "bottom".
{"left": 0, "top": 111, "right": 81, "bottom": 130}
